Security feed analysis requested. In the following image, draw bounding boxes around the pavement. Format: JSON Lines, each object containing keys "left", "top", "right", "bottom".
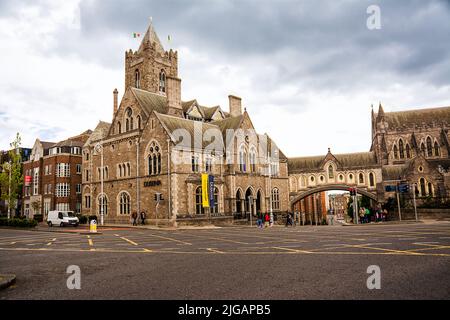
{"left": 0, "top": 221, "right": 449, "bottom": 299}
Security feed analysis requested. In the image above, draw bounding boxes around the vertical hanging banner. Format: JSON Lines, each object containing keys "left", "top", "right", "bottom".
{"left": 202, "top": 173, "right": 209, "bottom": 208}
{"left": 208, "top": 175, "right": 215, "bottom": 209}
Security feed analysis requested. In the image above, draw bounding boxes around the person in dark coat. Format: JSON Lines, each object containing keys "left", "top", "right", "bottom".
{"left": 131, "top": 211, "right": 138, "bottom": 226}
{"left": 140, "top": 211, "right": 146, "bottom": 225}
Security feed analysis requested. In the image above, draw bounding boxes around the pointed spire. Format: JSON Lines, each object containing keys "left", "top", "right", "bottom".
{"left": 138, "top": 18, "right": 165, "bottom": 54}
{"left": 378, "top": 102, "right": 384, "bottom": 116}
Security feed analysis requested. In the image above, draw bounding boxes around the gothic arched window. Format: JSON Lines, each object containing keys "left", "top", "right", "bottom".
{"left": 426, "top": 137, "right": 433, "bottom": 157}
{"left": 393, "top": 145, "right": 398, "bottom": 159}
{"left": 137, "top": 115, "right": 141, "bottom": 130}
{"left": 369, "top": 172, "right": 375, "bottom": 187}
{"left": 406, "top": 144, "right": 411, "bottom": 158}
{"left": 159, "top": 70, "right": 166, "bottom": 93}
{"left": 239, "top": 146, "right": 247, "bottom": 172}
{"left": 419, "top": 178, "right": 426, "bottom": 196}
{"left": 359, "top": 173, "right": 364, "bottom": 184}
{"left": 271, "top": 188, "right": 280, "bottom": 210}
{"left": 117, "top": 121, "right": 121, "bottom": 134}
{"left": 118, "top": 192, "right": 131, "bottom": 215}
{"left": 434, "top": 141, "right": 440, "bottom": 157}
{"left": 420, "top": 143, "right": 426, "bottom": 157}
{"left": 98, "top": 194, "right": 108, "bottom": 215}
{"left": 195, "top": 186, "right": 204, "bottom": 215}
{"left": 399, "top": 139, "right": 404, "bottom": 159}
{"left": 147, "top": 141, "right": 161, "bottom": 175}
{"left": 211, "top": 187, "right": 219, "bottom": 214}
{"left": 328, "top": 165, "right": 334, "bottom": 179}
{"left": 249, "top": 147, "right": 257, "bottom": 172}
{"left": 135, "top": 69, "right": 141, "bottom": 88}
{"left": 236, "top": 189, "right": 243, "bottom": 214}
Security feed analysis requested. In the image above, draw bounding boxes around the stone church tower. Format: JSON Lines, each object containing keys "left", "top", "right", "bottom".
{"left": 124, "top": 22, "right": 178, "bottom": 95}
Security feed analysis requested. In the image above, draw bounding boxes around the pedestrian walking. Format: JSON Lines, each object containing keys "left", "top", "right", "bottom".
{"left": 131, "top": 211, "right": 138, "bottom": 226}
{"left": 264, "top": 213, "right": 270, "bottom": 228}
{"left": 285, "top": 213, "right": 293, "bottom": 227}
{"left": 140, "top": 211, "right": 146, "bottom": 225}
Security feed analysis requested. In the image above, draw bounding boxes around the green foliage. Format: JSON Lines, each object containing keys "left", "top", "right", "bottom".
{"left": 0, "top": 133, "right": 24, "bottom": 213}
{"left": 360, "top": 195, "right": 371, "bottom": 209}
{"left": 33, "top": 214, "right": 43, "bottom": 222}
{"left": 0, "top": 217, "right": 38, "bottom": 228}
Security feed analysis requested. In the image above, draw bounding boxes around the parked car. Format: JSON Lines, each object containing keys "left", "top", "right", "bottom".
{"left": 47, "top": 211, "right": 79, "bottom": 227}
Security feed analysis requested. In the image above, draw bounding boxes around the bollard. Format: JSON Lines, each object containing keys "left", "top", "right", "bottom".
{"left": 90, "top": 219, "right": 97, "bottom": 233}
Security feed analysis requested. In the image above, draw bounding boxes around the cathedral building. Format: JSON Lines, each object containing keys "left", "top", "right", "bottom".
{"left": 81, "top": 23, "right": 289, "bottom": 224}
{"left": 287, "top": 103, "right": 450, "bottom": 213}
{"left": 371, "top": 104, "right": 450, "bottom": 200}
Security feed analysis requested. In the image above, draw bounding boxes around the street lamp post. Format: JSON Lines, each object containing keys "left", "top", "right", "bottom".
{"left": 412, "top": 183, "right": 418, "bottom": 222}
{"left": 248, "top": 195, "right": 253, "bottom": 226}
{"left": 4, "top": 161, "right": 12, "bottom": 219}
{"left": 267, "top": 152, "right": 273, "bottom": 226}
{"left": 95, "top": 143, "right": 104, "bottom": 226}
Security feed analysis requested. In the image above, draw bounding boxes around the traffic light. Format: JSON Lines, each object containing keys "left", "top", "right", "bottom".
{"left": 348, "top": 188, "right": 356, "bottom": 196}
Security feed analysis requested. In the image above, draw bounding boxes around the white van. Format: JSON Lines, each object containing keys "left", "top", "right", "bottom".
{"left": 47, "top": 211, "right": 79, "bottom": 227}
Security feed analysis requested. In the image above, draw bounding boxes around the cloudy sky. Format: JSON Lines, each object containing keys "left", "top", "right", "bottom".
{"left": 1, "top": 0, "right": 450, "bottom": 157}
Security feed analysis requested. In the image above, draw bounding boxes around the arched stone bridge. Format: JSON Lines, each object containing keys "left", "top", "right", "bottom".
{"left": 288, "top": 149, "right": 384, "bottom": 210}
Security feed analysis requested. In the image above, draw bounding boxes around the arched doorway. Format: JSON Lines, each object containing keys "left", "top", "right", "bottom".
{"left": 245, "top": 187, "right": 254, "bottom": 221}
{"left": 256, "top": 190, "right": 262, "bottom": 214}
{"left": 235, "top": 189, "right": 244, "bottom": 219}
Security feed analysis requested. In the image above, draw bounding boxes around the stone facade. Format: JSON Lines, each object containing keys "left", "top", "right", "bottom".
{"left": 288, "top": 104, "right": 450, "bottom": 210}
{"left": 81, "top": 22, "right": 289, "bottom": 224}
{"left": 371, "top": 104, "right": 450, "bottom": 201}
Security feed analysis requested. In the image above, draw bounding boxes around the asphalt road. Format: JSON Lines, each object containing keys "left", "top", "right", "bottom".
{"left": 1, "top": 222, "right": 450, "bottom": 299}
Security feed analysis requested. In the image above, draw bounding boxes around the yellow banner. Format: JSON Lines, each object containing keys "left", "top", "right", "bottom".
{"left": 202, "top": 173, "right": 209, "bottom": 208}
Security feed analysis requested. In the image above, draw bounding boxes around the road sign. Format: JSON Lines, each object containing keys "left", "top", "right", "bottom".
{"left": 385, "top": 185, "right": 397, "bottom": 192}
{"left": 398, "top": 184, "right": 410, "bottom": 193}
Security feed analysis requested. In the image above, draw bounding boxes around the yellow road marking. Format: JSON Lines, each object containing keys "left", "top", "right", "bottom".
{"left": 272, "top": 246, "right": 311, "bottom": 254}
{"left": 406, "top": 245, "right": 450, "bottom": 252}
{"left": 0, "top": 246, "right": 449, "bottom": 256}
{"left": 88, "top": 236, "right": 94, "bottom": 246}
{"left": 120, "top": 237, "right": 138, "bottom": 246}
{"left": 207, "top": 248, "right": 224, "bottom": 254}
{"left": 347, "top": 244, "right": 425, "bottom": 255}
{"left": 147, "top": 233, "right": 192, "bottom": 245}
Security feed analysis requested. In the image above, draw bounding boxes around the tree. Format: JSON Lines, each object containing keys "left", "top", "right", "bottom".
{"left": 31, "top": 200, "right": 41, "bottom": 215}
{"left": 0, "top": 133, "right": 24, "bottom": 217}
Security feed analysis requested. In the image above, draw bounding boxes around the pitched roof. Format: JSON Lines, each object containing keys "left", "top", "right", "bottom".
{"left": 131, "top": 88, "right": 167, "bottom": 116}
{"left": 201, "top": 106, "right": 221, "bottom": 120}
{"left": 382, "top": 165, "right": 407, "bottom": 181}
{"left": 155, "top": 112, "right": 224, "bottom": 149}
{"left": 381, "top": 106, "right": 450, "bottom": 129}
{"left": 85, "top": 121, "right": 111, "bottom": 146}
{"left": 40, "top": 141, "right": 56, "bottom": 150}
{"left": 211, "top": 115, "right": 244, "bottom": 135}
{"left": 138, "top": 22, "right": 165, "bottom": 55}
{"left": 288, "top": 152, "right": 378, "bottom": 172}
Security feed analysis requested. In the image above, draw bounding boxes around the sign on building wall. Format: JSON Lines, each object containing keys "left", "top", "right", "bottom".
{"left": 24, "top": 175, "right": 32, "bottom": 186}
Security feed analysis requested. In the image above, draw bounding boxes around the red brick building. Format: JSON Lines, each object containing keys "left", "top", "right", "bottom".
{"left": 22, "top": 131, "right": 91, "bottom": 218}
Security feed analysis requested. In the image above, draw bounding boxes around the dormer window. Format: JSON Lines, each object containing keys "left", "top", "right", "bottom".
{"left": 159, "top": 70, "right": 166, "bottom": 93}
{"left": 135, "top": 69, "right": 141, "bottom": 88}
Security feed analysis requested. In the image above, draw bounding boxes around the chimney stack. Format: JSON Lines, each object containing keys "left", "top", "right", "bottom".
{"left": 113, "top": 88, "right": 118, "bottom": 117}
{"left": 166, "top": 76, "right": 183, "bottom": 117}
{"left": 229, "top": 95, "right": 242, "bottom": 117}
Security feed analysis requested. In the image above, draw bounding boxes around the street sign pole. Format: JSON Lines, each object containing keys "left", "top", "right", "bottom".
{"left": 412, "top": 183, "right": 418, "bottom": 222}
{"left": 396, "top": 184, "right": 402, "bottom": 221}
